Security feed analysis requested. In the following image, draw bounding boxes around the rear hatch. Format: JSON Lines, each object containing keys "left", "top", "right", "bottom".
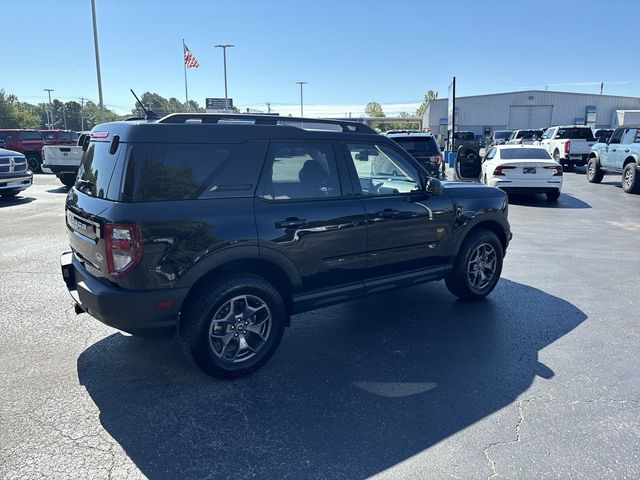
{"left": 66, "top": 136, "right": 123, "bottom": 280}
{"left": 497, "top": 161, "right": 561, "bottom": 181}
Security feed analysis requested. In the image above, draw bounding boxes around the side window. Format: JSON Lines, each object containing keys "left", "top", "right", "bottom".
{"left": 621, "top": 128, "right": 637, "bottom": 145}
{"left": 259, "top": 142, "right": 341, "bottom": 200}
{"left": 485, "top": 147, "right": 497, "bottom": 160}
{"left": 609, "top": 128, "right": 624, "bottom": 144}
{"left": 345, "top": 143, "right": 420, "bottom": 196}
{"left": 634, "top": 130, "right": 640, "bottom": 143}
{"left": 541, "top": 129, "right": 551, "bottom": 140}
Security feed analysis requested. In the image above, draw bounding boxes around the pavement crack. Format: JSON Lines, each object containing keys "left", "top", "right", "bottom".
{"left": 484, "top": 400, "right": 526, "bottom": 479}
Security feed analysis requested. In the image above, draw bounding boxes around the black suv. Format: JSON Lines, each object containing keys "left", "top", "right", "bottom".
{"left": 61, "top": 114, "right": 512, "bottom": 379}
{"left": 387, "top": 132, "right": 445, "bottom": 179}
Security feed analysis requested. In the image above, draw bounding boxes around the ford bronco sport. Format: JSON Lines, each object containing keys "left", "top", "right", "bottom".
{"left": 61, "top": 114, "right": 512, "bottom": 379}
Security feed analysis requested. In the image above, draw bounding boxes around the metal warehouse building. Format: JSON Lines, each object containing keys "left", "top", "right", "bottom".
{"left": 422, "top": 90, "right": 640, "bottom": 137}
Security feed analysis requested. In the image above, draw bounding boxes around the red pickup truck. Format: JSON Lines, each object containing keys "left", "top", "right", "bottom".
{"left": 0, "top": 129, "right": 46, "bottom": 172}
{"left": 40, "top": 130, "right": 78, "bottom": 146}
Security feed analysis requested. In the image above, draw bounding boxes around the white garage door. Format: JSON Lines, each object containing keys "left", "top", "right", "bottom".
{"left": 508, "top": 106, "right": 553, "bottom": 129}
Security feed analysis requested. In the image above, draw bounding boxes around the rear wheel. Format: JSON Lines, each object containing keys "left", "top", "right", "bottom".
{"left": 586, "top": 158, "right": 604, "bottom": 183}
{"left": 445, "top": 229, "right": 503, "bottom": 301}
{"left": 60, "top": 173, "right": 76, "bottom": 188}
{"left": 179, "top": 275, "right": 287, "bottom": 379}
{"left": 622, "top": 162, "right": 640, "bottom": 194}
{"left": 546, "top": 189, "right": 561, "bottom": 202}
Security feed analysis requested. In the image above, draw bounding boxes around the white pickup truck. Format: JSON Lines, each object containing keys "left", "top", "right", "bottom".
{"left": 41, "top": 134, "right": 87, "bottom": 187}
{"left": 538, "top": 126, "right": 596, "bottom": 170}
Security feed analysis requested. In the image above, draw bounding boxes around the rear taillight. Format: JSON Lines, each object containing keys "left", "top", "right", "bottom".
{"left": 105, "top": 224, "right": 142, "bottom": 277}
{"left": 544, "top": 165, "right": 563, "bottom": 176}
{"left": 493, "top": 165, "right": 516, "bottom": 176}
{"left": 564, "top": 140, "right": 570, "bottom": 155}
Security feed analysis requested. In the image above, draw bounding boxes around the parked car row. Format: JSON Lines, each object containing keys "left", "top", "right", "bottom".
{"left": 0, "top": 129, "right": 78, "bottom": 172}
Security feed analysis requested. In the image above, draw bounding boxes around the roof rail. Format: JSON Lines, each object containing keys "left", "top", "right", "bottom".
{"left": 156, "top": 113, "right": 377, "bottom": 134}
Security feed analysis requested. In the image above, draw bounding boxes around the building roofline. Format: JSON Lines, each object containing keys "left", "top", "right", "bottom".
{"left": 428, "top": 89, "right": 640, "bottom": 102}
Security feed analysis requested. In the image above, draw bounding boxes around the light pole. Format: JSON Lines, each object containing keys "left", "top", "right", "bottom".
{"left": 44, "top": 89, "right": 54, "bottom": 129}
{"left": 214, "top": 44, "right": 234, "bottom": 112}
{"left": 91, "top": 0, "right": 105, "bottom": 123}
{"left": 296, "top": 81, "right": 307, "bottom": 117}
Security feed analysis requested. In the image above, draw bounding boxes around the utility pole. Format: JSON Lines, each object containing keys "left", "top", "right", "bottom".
{"left": 214, "top": 44, "right": 234, "bottom": 112}
{"left": 44, "top": 89, "right": 54, "bottom": 129}
{"left": 79, "top": 97, "right": 85, "bottom": 131}
{"left": 296, "top": 81, "right": 307, "bottom": 117}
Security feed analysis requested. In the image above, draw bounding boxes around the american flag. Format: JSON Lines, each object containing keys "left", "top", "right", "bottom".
{"left": 184, "top": 44, "right": 200, "bottom": 68}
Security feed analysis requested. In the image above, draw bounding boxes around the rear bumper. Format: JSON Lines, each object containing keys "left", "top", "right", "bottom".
{"left": 60, "top": 251, "right": 188, "bottom": 339}
{"left": 0, "top": 173, "right": 32, "bottom": 192}
{"left": 567, "top": 154, "right": 588, "bottom": 166}
{"left": 42, "top": 164, "right": 79, "bottom": 175}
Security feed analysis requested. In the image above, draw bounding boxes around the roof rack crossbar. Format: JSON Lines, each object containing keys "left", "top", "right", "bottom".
{"left": 156, "top": 113, "right": 377, "bottom": 134}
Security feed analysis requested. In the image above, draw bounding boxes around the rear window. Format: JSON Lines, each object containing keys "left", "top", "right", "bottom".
{"left": 120, "top": 140, "right": 267, "bottom": 202}
{"left": 516, "top": 130, "right": 543, "bottom": 139}
{"left": 556, "top": 128, "right": 595, "bottom": 140}
{"left": 75, "top": 141, "right": 120, "bottom": 199}
{"left": 18, "top": 131, "right": 43, "bottom": 141}
{"left": 500, "top": 148, "right": 551, "bottom": 160}
{"left": 454, "top": 132, "right": 475, "bottom": 140}
{"left": 391, "top": 137, "right": 439, "bottom": 156}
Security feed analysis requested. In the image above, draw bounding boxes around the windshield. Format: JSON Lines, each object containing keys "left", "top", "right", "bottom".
{"left": 454, "top": 132, "right": 475, "bottom": 140}
{"left": 494, "top": 131, "right": 512, "bottom": 140}
{"left": 517, "top": 130, "right": 543, "bottom": 139}
{"left": 500, "top": 148, "right": 551, "bottom": 160}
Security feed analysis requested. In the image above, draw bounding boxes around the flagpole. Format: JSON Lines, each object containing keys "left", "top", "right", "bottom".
{"left": 183, "top": 38, "right": 189, "bottom": 107}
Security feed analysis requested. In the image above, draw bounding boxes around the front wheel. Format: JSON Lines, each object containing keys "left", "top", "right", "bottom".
{"left": 622, "top": 162, "right": 640, "bottom": 193}
{"left": 26, "top": 155, "right": 41, "bottom": 173}
{"left": 586, "top": 158, "right": 604, "bottom": 183}
{"left": 179, "top": 275, "right": 287, "bottom": 379}
{"left": 445, "top": 229, "right": 503, "bottom": 301}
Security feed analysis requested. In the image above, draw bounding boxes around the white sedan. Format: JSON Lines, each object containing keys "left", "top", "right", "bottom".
{"left": 481, "top": 145, "right": 563, "bottom": 201}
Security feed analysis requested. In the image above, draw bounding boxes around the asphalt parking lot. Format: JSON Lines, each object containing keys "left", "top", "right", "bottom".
{"left": 1, "top": 171, "right": 639, "bottom": 479}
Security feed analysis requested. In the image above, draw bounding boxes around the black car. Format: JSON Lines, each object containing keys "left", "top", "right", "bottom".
{"left": 61, "top": 114, "right": 512, "bottom": 379}
{"left": 387, "top": 132, "right": 445, "bottom": 178}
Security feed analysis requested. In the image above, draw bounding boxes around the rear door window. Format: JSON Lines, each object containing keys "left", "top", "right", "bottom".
{"left": 555, "top": 128, "right": 595, "bottom": 140}
{"left": 621, "top": 128, "right": 637, "bottom": 145}
{"left": 18, "top": 131, "right": 43, "bottom": 141}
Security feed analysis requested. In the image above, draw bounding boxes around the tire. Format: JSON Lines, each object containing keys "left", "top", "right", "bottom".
{"left": 60, "top": 173, "right": 76, "bottom": 188}
{"left": 586, "top": 158, "right": 604, "bottom": 183}
{"left": 622, "top": 162, "right": 640, "bottom": 194}
{"left": 445, "top": 229, "right": 503, "bottom": 301}
{"left": 546, "top": 189, "right": 561, "bottom": 202}
{"left": 26, "top": 155, "right": 41, "bottom": 173}
{"left": 179, "top": 274, "right": 287, "bottom": 379}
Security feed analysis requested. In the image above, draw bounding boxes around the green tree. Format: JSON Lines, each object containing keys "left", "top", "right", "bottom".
{"left": 365, "top": 101, "right": 385, "bottom": 117}
{"left": 0, "top": 90, "right": 39, "bottom": 128}
{"left": 415, "top": 90, "right": 438, "bottom": 118}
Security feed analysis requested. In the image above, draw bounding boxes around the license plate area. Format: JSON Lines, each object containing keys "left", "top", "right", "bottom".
{"left": 523, "top": 167, "right": 536, "bottom": 174}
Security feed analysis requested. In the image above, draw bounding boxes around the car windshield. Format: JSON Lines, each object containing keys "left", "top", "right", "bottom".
{"left": 556, "top": 128, "right": 595, "bottom": 140}
{"left": 454, "top": 132, "right": 475, "bottom": 140}
{"left": 494, "top": 131, "right": 512, "bottom": 140}
{"left": 500, "top": 148, "right": 551, "bottom": 160}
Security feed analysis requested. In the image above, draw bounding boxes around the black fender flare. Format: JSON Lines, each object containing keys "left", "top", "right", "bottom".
{"left": 451, "top": 210, "right": 511, "bottom": 259}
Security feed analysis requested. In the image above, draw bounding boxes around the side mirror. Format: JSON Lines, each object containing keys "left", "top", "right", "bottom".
{"left": 425, "top": 177, "right": 443, "bottom": 196}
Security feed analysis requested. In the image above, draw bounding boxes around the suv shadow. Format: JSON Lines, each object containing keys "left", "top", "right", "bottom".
{"left": 507, "top": 193, "right": 591, "bottom": 209}
{"left": 77, "top": 278, "right": 586, "bottom": 478}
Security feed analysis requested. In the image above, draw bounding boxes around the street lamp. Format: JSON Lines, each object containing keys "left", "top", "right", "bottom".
{"left": 44, "top": 89, "right": 54, "bottom": 129}
{"left": 296, "top": 81, "right": 307, "bottom": 117}
{"left": 90, "top": 0, "right": 105, "bottom": 122}
{"left": 214, "top": 44, "right": 234, "bottom": 112}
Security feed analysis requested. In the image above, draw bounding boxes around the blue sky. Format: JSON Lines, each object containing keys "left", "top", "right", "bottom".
{"left": 4, "top": 0, "right": 640, "bottom": 117}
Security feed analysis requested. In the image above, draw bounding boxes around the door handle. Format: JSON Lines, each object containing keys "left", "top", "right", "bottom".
{"left": 275, "top": 217, "right": 308, "bottom": 228}
{"left": 624, "top": 149, "right": 630, "bottom": 153}
{"left": 376, "top": 209, "right": 400, "bottom": 219}
{"left": 611, "top": 149, "right": 617, "bottom": 152}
